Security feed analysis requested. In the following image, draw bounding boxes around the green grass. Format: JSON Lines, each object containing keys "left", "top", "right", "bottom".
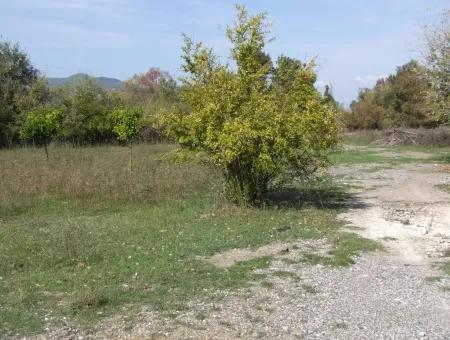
{"left": 260, "top": 281, "right": 274, "bottom": 289}
{"left": 0, "top": 144, "right": 379, "bottom": 335}
{"left": 328, "top": 150, "right": 395, "bottom": 165}
{"left": 272, "top": 270, "right": 300, "bottom": 281}
{"left": 328, "top": 144, "right": 450, "bottom": 166}
{"left": 431, "top": 153, "right": 450, "bottom": 164}
{"left": 301, "top": 284, "right": 317, "bottom": 294}
{"left": 332, "top": 129, "right": 450, "bottom": 166}
{"left": 341, "top": 128, "right": 450, "bottom": 148}
{"left": 328, "top": 232, "right": 381, "bottom": 266}
{"left": 327, "top": 148, "right": 425, "bottom": 165}
{"left": 425, "top": 276, "right": 442, "bottom": 283}
{"left": 340, "top": 131, "right": 382, "bottom": 146}
{"left": 298, "top": 232, "right": 381, "bottom": 267}
{"left": 390, "top": 144, "right": 450, "bottom": 154}
{"left": 436, "top": 184, "right": 450, "bottom": 193}
{"left": 441, "top": 262, "right": 450, "bottom": 276}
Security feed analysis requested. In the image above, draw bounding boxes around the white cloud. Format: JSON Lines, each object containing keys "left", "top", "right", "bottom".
{"left": 15, "top": 0, "right": 129, "bottom": 17}
{"left": 4, "top": 16, "right": 132, "bottom": 48}
{"left": 314, "top": 80, "right": 328, "bottom": 93}
{"left": 315, "top": 80, "right": 328, "bottom": 87}
{"left": 353, "top": 74, "right": 387, "bottom": 84}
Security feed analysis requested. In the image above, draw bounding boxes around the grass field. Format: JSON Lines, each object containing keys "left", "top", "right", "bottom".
{"left": 328, "top": 133, "right": 450, "bottom": 165}
{"left": 0, "top": 144, "right": 382, "bottom": 335}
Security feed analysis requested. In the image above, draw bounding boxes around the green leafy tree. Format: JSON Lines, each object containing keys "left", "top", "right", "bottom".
{"left": 112, "top": 107, "right": 143, "bottom": 172}
{"left": 121, "top": 68, "right": 179, "bottom": 142}
{"left": 161, "top": 5, "right": 338, "bottom": 204}
{"left": 348, "top": 60, "right": 435, "bottom": 129}
{"left": 348, "top": 89, "right": 385, "bottom": 129}
{"left": 60, "top": 78, "right": 118, "bottom": 145}
{"left": 0, "top": 41, "right": 38, "bottom": 147}
{"left": 122, "top": 68, "right": 175, "bottom": 105}
{"left": 423, "top": 11, "right": 450, "bottom": 123}
{"left": 20, "top": 108, "right": 62, "bottom": 159}
{"left": 17, "top": 76, "right": 52, "bottom": 113}
{"left": 323, "top": 85, "right": 341, "bottom": 110}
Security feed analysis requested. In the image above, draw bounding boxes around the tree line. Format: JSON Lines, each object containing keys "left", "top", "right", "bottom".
{"left": 344, "top": 11, "right": 449, "bottom": 130}
{"left": 0, "top": 5, "right": 448, "bottom": 203}
{"left": 0, "top": 43, "right": 180, "bottom": 148}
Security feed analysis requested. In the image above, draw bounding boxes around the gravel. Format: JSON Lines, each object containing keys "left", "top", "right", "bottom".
{"left": 36, "top": 250, "right": 450, "bottom": 340}
{"left": 30, "top": 162, "right": 450, "bottom": 339}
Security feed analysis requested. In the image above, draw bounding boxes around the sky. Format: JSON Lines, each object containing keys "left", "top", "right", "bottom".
{"left": 0, "top": 0, "right": 448, "bottom": 105}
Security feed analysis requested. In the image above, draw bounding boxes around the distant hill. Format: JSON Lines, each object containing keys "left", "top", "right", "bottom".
{"left": 47, "top": 73, "right": 123, "bottom": 90}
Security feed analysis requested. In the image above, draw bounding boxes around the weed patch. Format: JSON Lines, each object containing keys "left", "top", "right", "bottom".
{"left": 0, "top": 144, "right": 378, "bottom": 335}
{"left": 260, "top": 281, "right": 274, "bottom": 289}
{"left": 441, "top": 262, "right": 450, "bottom": 276}
{"left": 301, "top": 284, "right": 317, "bottom": 294}
{"left": 272, "top": 271, "right": 300, "bottom": 281}
{"left": 436, "top": 184, "right": 450, "bottom": 193}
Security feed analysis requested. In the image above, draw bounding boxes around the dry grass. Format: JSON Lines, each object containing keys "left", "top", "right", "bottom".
{"left": 343, "top": 127, "right": 450, "bottom": 147}
{"left": 0, "top": 143, "right": 380, "bottom": 335}
{"left": 0, "top": 144, "right": 218, "bottom": 208}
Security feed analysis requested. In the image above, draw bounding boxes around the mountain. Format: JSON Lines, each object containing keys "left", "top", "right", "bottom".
{"left": 47, "top": 73, "right": 123, "bottom": 90}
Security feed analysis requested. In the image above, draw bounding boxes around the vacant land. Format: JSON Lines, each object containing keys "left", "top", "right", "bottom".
{"left": 1, "top": 141, "right": 449, "bottom": 338}
{"left": 0, "top": 144, "right": 377, "bottom": 336}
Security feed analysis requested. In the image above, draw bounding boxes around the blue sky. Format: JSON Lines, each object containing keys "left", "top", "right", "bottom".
{"left": 1, "top": 0, "right": 448, "bottom": 104}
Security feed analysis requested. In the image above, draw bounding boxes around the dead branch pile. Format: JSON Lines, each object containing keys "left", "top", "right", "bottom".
{"left": 374, "top": 127, "right": 450, "bottom": 146}
{"left": 375, "top": 129, "right": 419, "bottom": 146}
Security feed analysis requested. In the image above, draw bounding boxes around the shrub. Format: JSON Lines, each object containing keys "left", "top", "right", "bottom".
{"left": 161, "top": 5, "right": 338, "bottom": 204}
{"left": 20, "top": 108, "right": 62, "bottom": 159}
{"left": 111, "top": 107, "right": 143, "bottom": 172}
{"left": 59, "top": 78, "right": 118, "bottom": 145}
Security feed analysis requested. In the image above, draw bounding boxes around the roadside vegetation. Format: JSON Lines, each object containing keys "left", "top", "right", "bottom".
{"left": 0, "top": 3, "right": 448, "bottom": 337}
{"left": 0, "top": 144, "right": 378, "bottom": 334}
{"left": 342, "top": 11, "right": 449, "bottom": 130}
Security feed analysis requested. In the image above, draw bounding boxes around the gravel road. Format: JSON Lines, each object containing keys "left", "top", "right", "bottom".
{"left": 34, "top": 162, "right": 450, "bottom": 339}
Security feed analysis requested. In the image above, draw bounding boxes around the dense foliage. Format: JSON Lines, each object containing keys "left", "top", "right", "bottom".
{"left": 20, "top": 108, "right": 62, "bottom": 158}
{"left": 346, "top": 12, "right": 449, "bottom": 131}
{"left": 423, "top": 11, "right": 450, "bottom": 124}
{"left": 121, "top": 68, "right": 180, "bottom": 141}
{"left": 0, "top": 40, "right": 178, "bottom": 147}
{"left": 56, "top": 78, "right": 119, "bottom": 145}
{"left": 111, "top": 107, "right": 143, "bottom": 144}
{"left": 111, "top": 107, "right": 143, "bottom": 171}
{"left": 1, "top": 9, "right": 447, "bottom": 147}
{"left": 0, "top": 42, "right": 38, "bottom": 147}
{"left": 161, "top": 6, "right": 338, "bottom": 203}
{"left": 346, "top": 60, "right": 440, "bottom": 129}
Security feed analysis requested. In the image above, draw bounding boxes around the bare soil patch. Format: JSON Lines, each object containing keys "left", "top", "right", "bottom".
{"left": 25, "top": 157, "right": 450, "bottom": 339}
{"left": 336, "top": 163, "right": 450, "bottom": 264}
{"left": 203, "top": 242, "right": 293, "bottom": 268}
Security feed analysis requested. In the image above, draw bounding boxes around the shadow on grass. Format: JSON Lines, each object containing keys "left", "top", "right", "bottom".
{"left": 264, "top": 179, "right": 367, "bottom": 211}
{"left": 433, "top": 154, "right": 450, "bottom": 164}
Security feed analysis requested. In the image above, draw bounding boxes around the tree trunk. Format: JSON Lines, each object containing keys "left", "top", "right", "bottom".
{"left": 44, "top": 144, "right": 49, "bottom": 160}
{"left": 129, "top": 142, "right": 133, "bottom": 173}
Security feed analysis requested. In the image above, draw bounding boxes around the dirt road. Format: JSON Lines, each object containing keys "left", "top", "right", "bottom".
{"left": 337, "top": 162, "right": 450, "bottom": 265}
{"left": 37, "top": 161, "right": 450, "bottom": 339}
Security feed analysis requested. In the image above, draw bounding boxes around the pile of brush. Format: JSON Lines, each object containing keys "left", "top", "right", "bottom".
{"left": 375, "top": 127, "right": 450, "bottom": 146}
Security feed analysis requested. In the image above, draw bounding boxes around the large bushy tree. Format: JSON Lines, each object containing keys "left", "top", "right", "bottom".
{"left": 423, "top": 11, "right": 450, "bottom": 123}
{"left": 122, "top": 68, "right": 179, "bottom": 141}
{"left": 161, "top": 5, "right": 338, "bottom": 204}
{"left": 348, "top": 60, "right": 436, "bottom": 129}
{"left": 59, "top": 78, "right": 118, "bottom": 145}
{"left": 0, "top": 42, "right": 38, "bottom": 147}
